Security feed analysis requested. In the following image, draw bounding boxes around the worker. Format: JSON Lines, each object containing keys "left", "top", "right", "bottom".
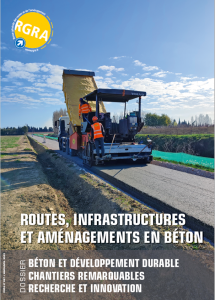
{"left": 79, "top": 98, "right": 92, "bottom": 122}
{"left": 91, "top": 116, "right": 105, "bottom": 159}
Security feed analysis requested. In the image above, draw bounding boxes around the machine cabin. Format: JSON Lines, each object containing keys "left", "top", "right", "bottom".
{"left": 83, "top": 88, "right": 146, "bottom": 143}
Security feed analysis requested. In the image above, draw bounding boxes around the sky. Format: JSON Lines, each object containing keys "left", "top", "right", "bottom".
{"left": 1, "top": 0, "right": 214, "bottom": 128}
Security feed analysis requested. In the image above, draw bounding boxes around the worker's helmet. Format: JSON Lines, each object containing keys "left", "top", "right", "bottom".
{"left": 92, "top": 116, "right": 98, "bottom": 122}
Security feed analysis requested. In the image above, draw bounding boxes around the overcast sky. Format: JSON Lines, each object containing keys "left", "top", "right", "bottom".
{"left": 1, "top": 0, "right": 214, "bottom": 128}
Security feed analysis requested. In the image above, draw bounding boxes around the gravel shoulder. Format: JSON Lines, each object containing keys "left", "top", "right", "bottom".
{"left": 151, "top": 160, "right": 214, "bottom": 179}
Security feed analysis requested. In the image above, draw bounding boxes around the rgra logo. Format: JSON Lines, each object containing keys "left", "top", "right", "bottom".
{"left": 12, "top": 9, "right": 53, "bottom": 52}
{"left": 15, "top": 21, "right": 48, "bottom": 41}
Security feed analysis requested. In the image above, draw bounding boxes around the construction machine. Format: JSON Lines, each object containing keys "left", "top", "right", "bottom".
{"left": 56, "top": 69, "right": 153, "bottom": 166}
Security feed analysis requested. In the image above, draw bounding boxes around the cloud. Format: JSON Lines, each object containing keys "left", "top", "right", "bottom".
{"left": 98, "top": 65, "right": 124, "bottom": 71}
{"left": 39, "top": 93, "right": 54, "bottom": 97}
{"left": 0, "top": 42, "right": 7, "bottom": 50}
{"left": 111, "top": 56, "right": 126, "bottom": 59}
{"left": 152, "top": 71, "right": 172, "bottom": 78}
{"left": 94, "top": 76, "right": 115, "bottom": 89}
{"left": 134, "top": 60, "right": 159, "bottom": 71}
{"left": 141, "top": 73, "right": 150, "bottom": 77}
{"left": 1, "top": 94, "right": 42, "bottom": 105}
{"left": 1, "top": 59, "right": 213, "bottom": 118}
{"left": 2, "top": 86, "right": 16, "bottom": 91}
{"left": 2, "top": 60, "right": 65, "bottom": 89}
{"left": 98, "top": 65, "right": 124, "bottom": 77}
{"left": 2, "top": 61, "right": 42, "bottom": 82}
{"left": 107, "top": 76, "right": 214, "bottom": 111}
{"left": 21, "top": 87, "right": 45, "bottom": 93}
{"left": 50, "top": 44, "right": 61, "bottom": 48}
{"left": 40, "top": 98, "right": 64, "bottom": 105}
{"left": 40, "top": 66, "right": 49, "bottom": 72}
{"left": 180, "top": 76, "right": 198, "bottom": 81}
{"left": 143, "top": 66, "right": 159, "bottom": 71}
{"left": 2, "top": 61, "right": 41, "bottom": 72}
{"left": 1, "top": 60, "right": 67, "bottom": 108}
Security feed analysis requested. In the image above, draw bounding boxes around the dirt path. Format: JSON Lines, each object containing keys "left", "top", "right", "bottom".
{"left": 1, "top": 136, "right": 94, "bottom": 250}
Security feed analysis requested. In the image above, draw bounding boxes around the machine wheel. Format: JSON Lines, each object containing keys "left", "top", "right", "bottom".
{"left": 71, "top": 149, "right": 77, "bottom": 156}
{"left": 145, "top": 155, "right": 153, "bottom": 164}
{"left": 83, "top": 143, "right": 88, "bottom": 165}
{"left": 84, "top": 142, "right": 94, "bottom": 167}
{"left": 66, "top": 141, "right": 70, "bottom": 155}
{"left": 59, "top": 140, "right": 62, "bottom": 151}
{"left": 78, "top": 149, "right": 83, "bottom": 159}
{"left": 86, "top": 143, "right": 92, "bottom": 167}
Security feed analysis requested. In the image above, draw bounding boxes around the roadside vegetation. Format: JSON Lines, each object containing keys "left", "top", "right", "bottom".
{"left": 153, "top": 157, "right": 214, "bottom": 173}
{"left": 1, "top": 136, "right": 20, "bottom": 152}
{"left": 135, "top": 134, "right": 214, "bottom": 158}
{"left": 139, "top": 126, "right": 214, "bottom": 135}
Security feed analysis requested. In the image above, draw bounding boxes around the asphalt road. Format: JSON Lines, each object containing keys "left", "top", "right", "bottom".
{"left": 30, "top": 135, "right": 214, "bottom": 230}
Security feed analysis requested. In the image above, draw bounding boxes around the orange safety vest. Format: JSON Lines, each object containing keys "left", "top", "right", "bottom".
{"left": 91, "top": 122, "right": 103, "bottom": 139}
{"left": 79, "top": 103, "right": 92, "bottom": 116}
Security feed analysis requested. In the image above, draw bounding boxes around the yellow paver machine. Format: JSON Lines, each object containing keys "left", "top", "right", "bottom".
{"left": 56, "top": 69, "right": 153, "bottom": 166}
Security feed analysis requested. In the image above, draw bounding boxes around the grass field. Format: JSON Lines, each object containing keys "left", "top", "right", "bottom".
{"left": 1, "top": 136, "right": 21, "bottom": 152}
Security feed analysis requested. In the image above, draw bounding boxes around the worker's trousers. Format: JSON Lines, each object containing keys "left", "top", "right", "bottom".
{"left": 94, "top": 137, "right": 105, "bottom": 157}
{"left": 82, "top": 113, "right": 89, "bottom": 122}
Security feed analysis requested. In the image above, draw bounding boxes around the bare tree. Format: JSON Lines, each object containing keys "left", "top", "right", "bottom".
{"left": 52, "top": 108, "right": 67, "bottom": 134}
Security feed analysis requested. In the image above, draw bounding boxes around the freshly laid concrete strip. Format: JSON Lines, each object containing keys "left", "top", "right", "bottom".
{"left": 96, "top": 164, "right": 214, "bottom": 228}
{"left": 30, "top": 135, "right": 214, "bottom": 238}
{"left": 30, "top": 135, "right": 59, "bottom": 150}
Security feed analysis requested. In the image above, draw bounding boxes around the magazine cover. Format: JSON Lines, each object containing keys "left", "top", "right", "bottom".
{"left": 1, "top": 1, "right": 214, "bottom": 299}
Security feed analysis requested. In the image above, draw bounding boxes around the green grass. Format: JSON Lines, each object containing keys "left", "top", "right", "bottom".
{"left": 1, "top": 154, "right": 18, "bottom": 158}
{"left": 1, "top": 136, "right": 20, "bottom": 151}
{"left": 23, "top": 148, "right": 32, "bottom": 151}
{"left": 153, "top": 157, "right": 214, "bottom": 172}
{"left": 66, "top": 218, "right": 72, "bottom": 226}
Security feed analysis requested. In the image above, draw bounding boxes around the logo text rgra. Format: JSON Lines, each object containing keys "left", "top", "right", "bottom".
{"left": 15, "top": 21, "right": 48, "bottom": 41}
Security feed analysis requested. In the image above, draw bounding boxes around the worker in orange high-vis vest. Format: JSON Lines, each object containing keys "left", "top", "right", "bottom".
{"left": 79, "top": 98, "right": 92, "bottom": 121}
{"left": 91, "top": 116, "right": 105, "bottom": 159}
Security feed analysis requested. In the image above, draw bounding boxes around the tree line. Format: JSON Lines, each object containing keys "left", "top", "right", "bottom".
{"left": 51, "top": 107, "right": 213, "bottom": 128}
{"left": 27, "top": 126, "right": 53, "bottom": 132}
{"left": 1, "top": 126, "right": 53, "bottom": 135}
{"left": 114, "top": 111, "right": 213, "bottom": 127}
{"left": 190, "top": 114, "right": 213, "bottom": 126}
{"left": 1, "top": 126, "right": 28, "bottom": 135}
